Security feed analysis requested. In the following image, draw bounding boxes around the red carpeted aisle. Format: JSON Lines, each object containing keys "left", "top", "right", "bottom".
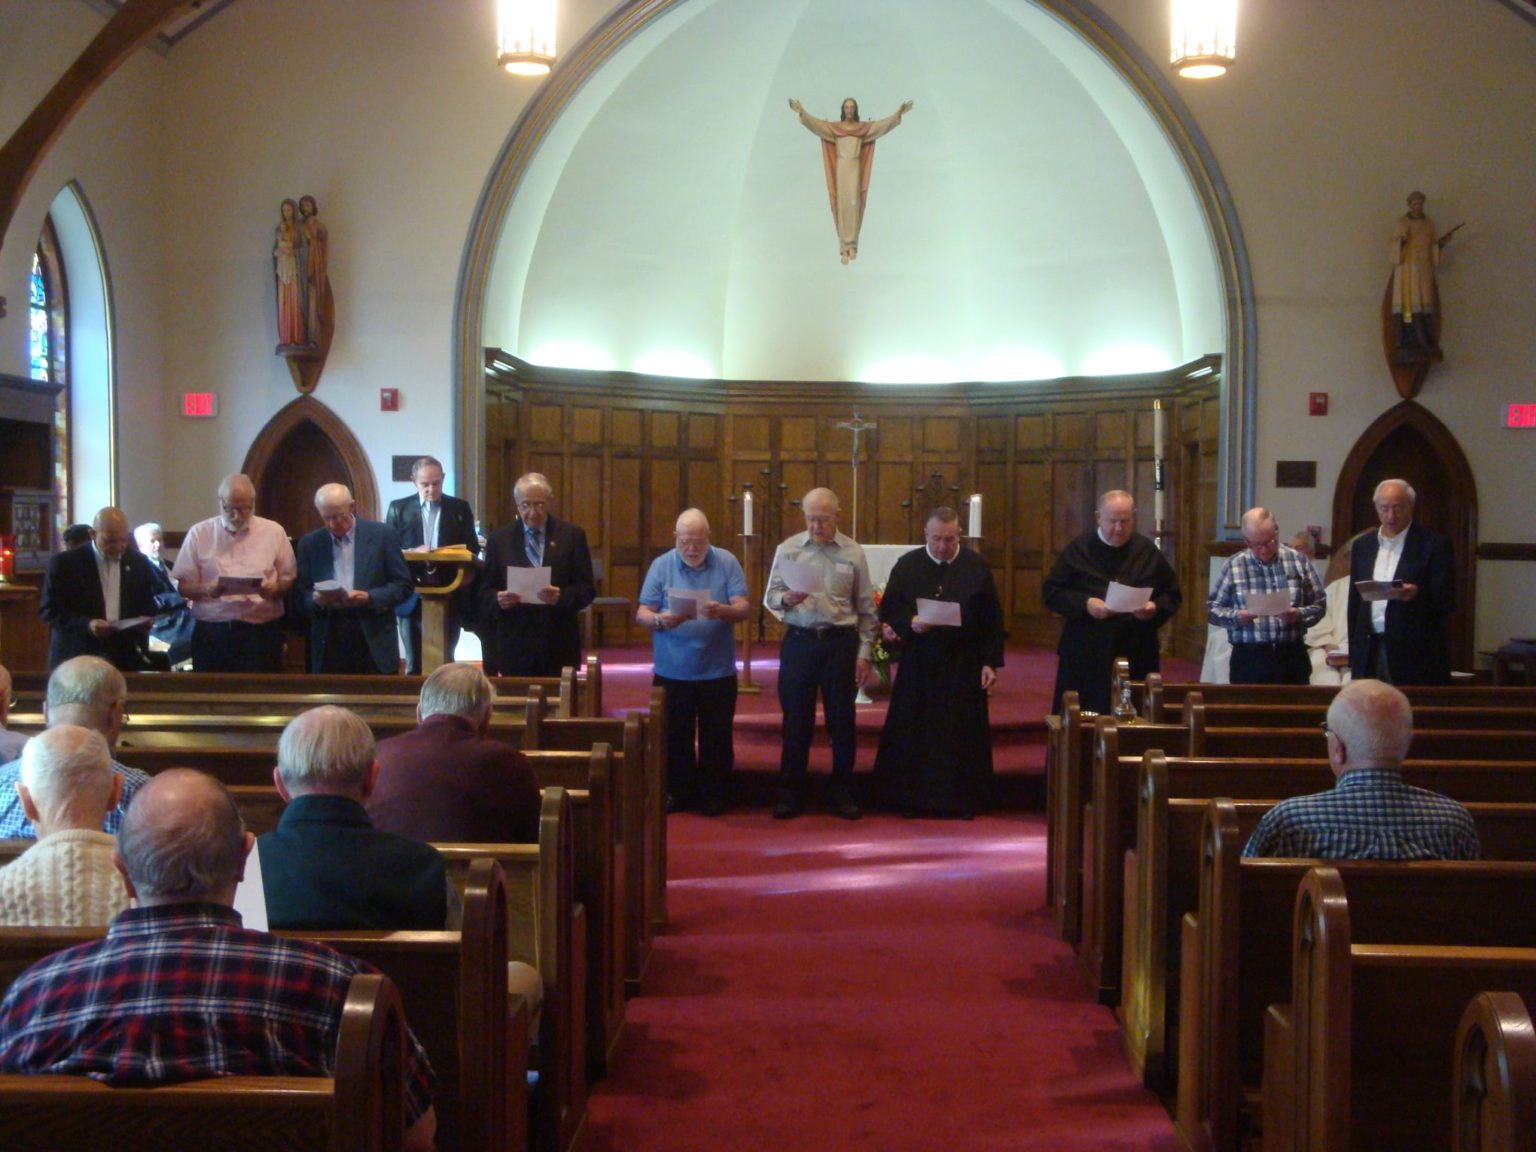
{"left": 583, "top": 812, "right": 1180, "bottom": 1151}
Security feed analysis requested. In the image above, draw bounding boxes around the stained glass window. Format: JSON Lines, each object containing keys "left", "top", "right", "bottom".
{"left": 29, "top": 249, "right": 50, "bottom": 380}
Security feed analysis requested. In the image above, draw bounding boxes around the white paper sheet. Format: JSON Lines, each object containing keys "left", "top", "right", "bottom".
{"left": 312, "top": 578, "right": 348, "bottom": 606}
{"left": 232, "top": 839, "right": 268, "bottom": 931}
{"left": 108, "top": 615, "right": 154, "bottom": 632}
{"left": 1244, "top": 589, "right": 1292, "bottom": 617}
{"left": 778, "top": 559, "right": 825, "bottom": 596}
{"left": 667, "top": 588, "right": 709, "bottom": 619}
{"left": 506, "top": 566, "right": 553, "bottom": 603}
{"left": 915, "top": 598, "right": 962, "bottom": 627}
{"left": 214, "top": 574, "right": 264, "bottom": 595}
{"left": 1354, "top": 580, "right": 1407, "bottom": 602}
{"left": 1104, "top": 581, "right": 1153, "bottom": 614}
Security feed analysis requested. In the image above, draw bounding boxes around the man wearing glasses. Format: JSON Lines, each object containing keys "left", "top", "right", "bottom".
{"left": 172, "top": 473, "right": 297, "bottom": 673}
{"left": 481, "top": 473, "right": 596, "bottom": 677}
{"left": 636, "top": 510, "right": 750, "bottom": 816}
{"left": 1207, "top": 507, "right": 1326, "bottom": 684}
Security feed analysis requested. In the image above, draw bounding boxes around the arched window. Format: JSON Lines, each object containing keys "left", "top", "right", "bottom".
{"left": 30, "top": 219, "right": 71, "bottom": 541}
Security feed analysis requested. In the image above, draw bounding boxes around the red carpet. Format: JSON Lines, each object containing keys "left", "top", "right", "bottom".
{"left": 584, "top": 812, "right": 1179, "bottom": 1150}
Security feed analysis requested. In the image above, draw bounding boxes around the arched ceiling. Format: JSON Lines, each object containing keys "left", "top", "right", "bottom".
{"left": 483, "top": 0, "right": 1225, "bottom": 384}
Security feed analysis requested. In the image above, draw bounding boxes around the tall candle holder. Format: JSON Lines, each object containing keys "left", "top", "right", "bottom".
{"left": 727, "top": 473, "right": 792, "bottom": 693}
{"left": 1153, "top": 398, "right": 1169, "bottom": 552}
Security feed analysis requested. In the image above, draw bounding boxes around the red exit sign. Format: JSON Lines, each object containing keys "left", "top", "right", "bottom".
{"left": 181, "top": 392, "right": 218, "bottom": 418}
{"left": 1507, "top": 404, "right": 1536, "bottom": 429}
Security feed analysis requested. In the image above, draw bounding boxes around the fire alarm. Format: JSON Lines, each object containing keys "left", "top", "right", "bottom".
{"left": 380, "top": 388, "right": 400, "bottom": 412}
{"left": 1308, "top": 392, "right": 1328, "bottom": 416}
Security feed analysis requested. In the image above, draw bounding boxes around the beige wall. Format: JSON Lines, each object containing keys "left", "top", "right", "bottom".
{"left": 2, "top": 0, "right": 1532, "bottom": 654}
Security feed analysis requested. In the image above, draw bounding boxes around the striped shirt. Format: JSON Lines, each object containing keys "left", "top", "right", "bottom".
{"left": 0, "top": 758, "right": 149, "bottom": 839}
{"left": 1241, "top": 767, "right": 1481, "bottom": 860}
{"left": 0, "top": 903, "right": 435, "bottom": 1123}
{"left": 1208, "top": 543, "right": 1326, "bottom": 645}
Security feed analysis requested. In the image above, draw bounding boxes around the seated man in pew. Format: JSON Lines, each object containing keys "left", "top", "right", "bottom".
{"left": 1242, "top": 678, "right": 1480, "bottom": 859}
{"left": 0, "top": 726, "right": 128, "bottom": 926}
{"left": 259, "top": 705, "right": 449, "bottom": 930}
{"left": 0, "top": 663, "right": 27, "bottom": 763}
{"left": 0, "top": 769, "right": 439, "bottom": 1151}
{"left": 0, "top": 656, "right": 147, "bottom": 838}
{"left": 369, "top": 662, "right": 541, "bottom": 844}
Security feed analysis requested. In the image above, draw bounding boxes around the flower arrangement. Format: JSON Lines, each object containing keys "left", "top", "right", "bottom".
{"left": 871, "top": 585, "right": 894, "bottom": 686}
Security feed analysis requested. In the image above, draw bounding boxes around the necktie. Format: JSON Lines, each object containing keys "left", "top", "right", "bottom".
{"left": 423, "top": 502, "right": 438, "bottom": 550}
{"left": 528, "top": 529, "right": 543, "bottom": 566}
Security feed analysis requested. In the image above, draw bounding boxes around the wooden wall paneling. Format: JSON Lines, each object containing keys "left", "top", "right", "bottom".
{"left": 922, "top": 416, "right": 961, "bottom": 455}
{"left": 780, "top": 416, "right": 818, "bottom": 457}
{"left": 567, "top": 452, "right": 604, "bottom": 551}
{"left": 686, "top": 459, "right": 720, "bottom": 532}
{"left": 649, "top": 458, "right": 682, "bottom": 551}
{"left": 1051, "top": 459, "right": 1088, "bottom": 553}
{"left": 687, "top": 413, "right": 716, "bottom": 452}
{"left": 1013, "top": 462, "right": 1049, "bottom": 554}
{"left": 609, "top": 456, "right": 643, "bottom": 599}
{"left": 611, "top": 408, "right": 643, "bottom": 449}
{"left": 731, "top": 411, "right": 771, "bottom": 454}
{"left": 1054, "top": 411, "right": 1089, "bottom": 452}
{"left": 572, "top": 407, "right": 603, "bottom": 446}
{"left": 976, "top": 414, "right": 1008, "bottom": 456}
{"left": 649, "top": 411, "right": 680, "bottom": 450}
{"left": 529, "top": 404, "right": 563, "bottom": 445}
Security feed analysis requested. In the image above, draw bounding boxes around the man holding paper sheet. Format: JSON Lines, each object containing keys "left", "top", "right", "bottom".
{"left": 40, "top": 507, "right": 159, "bottom": 672}
{"left": 481, "top": 473, "right": 596, "bottom": 676}
{"left": 637, "top": 510, "right": 750, "bottom": 815}
{"left": 1207, "top": 508, "right": 1326, "bottom": 684}
{"left": 872, "top": 507, "right": 1005, "bottom": 818}
{"left": 1043, "top": 490, "right": 1181, "bottom": 714}
{"left": 386, "top": 455, "right": 480, "bottom": 673}
{"left": 764, "top": 488, "right": 877, "bottom": 820}
{"left": 1346, "top": 478, "right": 1455, "bottom": 685}
{"left": 172, "top": 473, "right": 297, "bottom": 673}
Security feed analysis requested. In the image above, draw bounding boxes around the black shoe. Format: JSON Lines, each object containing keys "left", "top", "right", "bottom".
{"left": 772, "top": 792, "right": 801, "bottom": 820}
{"left": 665, "top": 793, "right": 682, "bottom": 815}
{"left": 831, "top": 793, "right": 862, "bottom": 821}
{"left": 701, "top": 796, "right": 728, "bottom": 818}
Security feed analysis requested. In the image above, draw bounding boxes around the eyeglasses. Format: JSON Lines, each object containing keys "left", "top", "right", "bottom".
{"left": 220, "top": 502, "right": 253, "bottom": 514}
{"left": 1320, "top": 721, "right": 1334, "bottom": 739}
{"left": 517, "top": 501, "right": 549, "bottom": 512}
{"left": 675, "top": 535, "right": 709, "bottom": 546}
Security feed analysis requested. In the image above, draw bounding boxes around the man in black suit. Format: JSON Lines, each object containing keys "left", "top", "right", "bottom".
{"left": 39, "top": 507, "right": 158, "bottom": 672}
{"left": 481, "top": 473, "right": 596, "bottom": 677}
{"left": 133, "top": 523, "right": 194, "bottom": 666}
{"left": 1348, "top": 478, "right": 1456, "bottom": 685}
{"left": 291, "top": 484, "right": 414, "bottom": 674}
{"left": 384, "top": 456, "right": 479, "bottom": 674}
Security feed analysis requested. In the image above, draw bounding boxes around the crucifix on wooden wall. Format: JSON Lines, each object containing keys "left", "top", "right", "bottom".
{"left": 835, "top": 411, "right": 876, "bottom": 541}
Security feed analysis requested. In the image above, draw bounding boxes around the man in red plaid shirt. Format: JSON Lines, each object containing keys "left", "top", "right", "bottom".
{"left": 0, "top": 769, "right": 438, "bottom": 1151}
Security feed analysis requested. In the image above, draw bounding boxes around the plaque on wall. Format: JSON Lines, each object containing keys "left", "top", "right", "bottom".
{"left": 1275, "top": 460, "right": 1317, "bottom": 489}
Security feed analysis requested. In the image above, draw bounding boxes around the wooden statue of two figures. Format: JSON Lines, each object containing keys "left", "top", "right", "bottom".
{"left": 273, "top": 195, "right": 334, "bottom": 393}
{"left": 1382, "top": 190, "right": 1463, "bottom": 399}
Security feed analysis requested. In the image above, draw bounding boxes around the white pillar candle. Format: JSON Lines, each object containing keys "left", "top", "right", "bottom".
{"left": 743, "top": 491, "right": 753, "bottom": 536}
{"left": 969, "top": 493, "right": 982, "bottom": 538}
{"left": 1153, "top": 399, "right": 1166, "bottom": 461}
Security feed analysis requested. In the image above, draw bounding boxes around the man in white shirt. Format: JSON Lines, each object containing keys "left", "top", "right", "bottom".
{"left": 172, "top": 473, "right": 297, "bottom": 672}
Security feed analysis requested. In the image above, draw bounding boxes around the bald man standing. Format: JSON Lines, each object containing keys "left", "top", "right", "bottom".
{"left": 292, "top": 484, "right": 414, "bottom": 674}
{"left": 39, "top": 507, "right": 159, "bottom": 672}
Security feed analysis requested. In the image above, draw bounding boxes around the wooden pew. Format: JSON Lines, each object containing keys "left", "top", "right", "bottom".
{"left": 1262, "top": 867, "right": 1536, "bottom": 1152}
{"left": 1186, "top": 695, "right": 1536, "bottom": 732}
{"left": 1138, "top": 674, "right": 1536, "bottom": 724}
{"left": 0, "top": 972, "right": 408, "bottom": 1152}
{"left": 1453, "top": 991, "right": 1536, "bottom": 1152}
{"left": 1189, "top": 716, "right": 1536, "bottom": 763}
{"left": 1177, "top": 810, "right": 1536, "bottom": 1152}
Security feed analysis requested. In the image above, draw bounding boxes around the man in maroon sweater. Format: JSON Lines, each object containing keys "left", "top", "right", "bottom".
{"left": 367, "top": 662, "right": 541, "bottom": 844}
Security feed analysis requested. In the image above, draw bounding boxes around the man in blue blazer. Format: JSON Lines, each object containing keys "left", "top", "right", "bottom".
{"left": 292, "top": 484, "right": 414, "bottom": 674}
{"left": 384, "top": 456, "right": 480, "bottom": 673}
{"left": 480, "top": 473, "right": 596, "bottom": 677}
{"left": 1347, "top": 478, "right": 1456, "bottom": 685}
{"left": 39, "top": 507, "right": 159, "bottom": 672}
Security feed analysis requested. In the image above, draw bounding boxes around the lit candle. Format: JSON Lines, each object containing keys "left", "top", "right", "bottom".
{"left": 743, "top": 491, "right": 754, "bottom": 536}
{"left": 968, "top": 493, "right": 982, "bottom": 539}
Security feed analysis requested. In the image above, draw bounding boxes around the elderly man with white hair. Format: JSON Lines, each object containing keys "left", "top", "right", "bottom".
{"left": 1242, "top": 679, "right": 1479, "bottom": 860}
{"left": 0, "top": 655, "right": 147, "bottom": 839}
{"left": 0, "top": 725, "right": 129, "bottom": 925}
{"left": 1208, "top": 507, "right": 1327, "bottom": 684}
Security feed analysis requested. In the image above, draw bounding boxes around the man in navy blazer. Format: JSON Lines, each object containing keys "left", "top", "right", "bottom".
{"left": 39, "top": 508, "right": 158, "bottom": 672}
{"left": 480, "top": 473, "right": 596, "bottom": 677}
{"left": 1347, "top": 478, "right": 1456, "bottom": 685}
{"left": 292, "top": 484, "right": 414, "bottom": 674}
{"left": 384, "top": 456, "right": 480, "bottom": 673}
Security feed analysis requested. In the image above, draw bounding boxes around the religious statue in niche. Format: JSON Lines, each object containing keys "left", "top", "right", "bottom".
{"left": 1381, "top": 190, "right": 1462, "bottom": 399}
{"left": 272, "top": 194, "right": 335, "bottom": 394}
{"left": 788, "top": 96, "right": 914, "bottom": 264}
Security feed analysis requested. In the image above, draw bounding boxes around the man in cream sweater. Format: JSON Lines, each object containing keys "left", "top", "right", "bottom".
{"left": 0, "top": 725, "right": 128, "bottom": 926}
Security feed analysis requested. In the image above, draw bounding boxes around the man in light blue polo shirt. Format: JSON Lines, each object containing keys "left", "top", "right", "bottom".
{"left": 637, "top": 509, "right": 751, "bottom": 816}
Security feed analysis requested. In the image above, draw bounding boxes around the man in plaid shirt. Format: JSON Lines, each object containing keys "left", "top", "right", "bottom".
{"left": 1208, "top": 507, "right": 1326, "bottom": 684}
{"left": 0, "top": 769, "right": 438, "bottom": 1151}
{"left": 1242, "top": 679, "right": 1480, "bottom": 860}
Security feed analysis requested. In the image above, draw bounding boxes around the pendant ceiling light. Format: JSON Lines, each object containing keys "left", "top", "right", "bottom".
{"left": 498, "top": 0, "right": 557, "bottom": 77}
{"left": 1171, "top": 0, "right": 1237, "bottom": 79}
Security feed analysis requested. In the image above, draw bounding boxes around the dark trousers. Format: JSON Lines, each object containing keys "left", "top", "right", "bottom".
{"left": 655, "top": 673, "right": 738, "bottom": 805}
{"left": 190, "top": 618, "right": 286, "bottom": 673}
{"left": 1229, "top": 640, "right": 1312, "bottom": 685}
{"left": 777, "top": 626, "right": 859, "bottom": 796}
{"left": 1367, "top": 633, "right": 1393, "bottom": 682}
{"left": 319, "top": 614, "right": 375, "bottom": 674}
{"left": 399, "top": 610, "right": 462, "bottom": 676}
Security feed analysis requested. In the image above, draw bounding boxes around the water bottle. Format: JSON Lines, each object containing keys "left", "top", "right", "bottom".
{"left": 1114, "top": 678, "right": 1136, "bottom": 724}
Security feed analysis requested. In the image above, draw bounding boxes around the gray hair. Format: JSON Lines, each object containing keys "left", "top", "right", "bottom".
{"left": 926, "top": 506, "right": 960, "bottom": 528}
{"left": 20, "top": 725, "right": 114, "bottom": 817}
{"left": 1328, "top": 679, "right": 1414, "bottom": 767}
{"left": 1098, "top": 489, "right": 1136, "bottom": 513}
{"left": 116, "top": 770, "right": 246, "bottom": 901}
{"left": 419, "top": 662, "right": 495, "bottom": 723}
{"left": 1372, "top": 478, "right": 1417, "bottom": 505}
{"left": 411, "top": 456, "right": 444, "bottom": 479}
{"left": 134, "top": 522, "right": 163, "bottom": 540}
{"left": 46, "top": 656, "right": 126, "bottom": 725}
{"left": 514, "top": 473, "right": 554, "bottom": 502}
{"left": 217, "top": 473, "right": 255, "bottom": 502}
{"left": 276, "top": 706, "right": 376, "bottom": 795}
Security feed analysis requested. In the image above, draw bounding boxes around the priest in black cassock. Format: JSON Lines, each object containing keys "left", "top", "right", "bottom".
{"left": 872, "top": 508, "right": 1006, "bottom": 818}
{"left": 1043, "top": 489, "right": 1181, "bottom": 714}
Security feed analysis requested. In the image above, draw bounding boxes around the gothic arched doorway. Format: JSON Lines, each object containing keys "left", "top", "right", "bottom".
{"left": 242, "top": 397, "right": 379, "bottom": 541}
{"left": 1331, "top": 401, "right": 1477, "bottom": 672}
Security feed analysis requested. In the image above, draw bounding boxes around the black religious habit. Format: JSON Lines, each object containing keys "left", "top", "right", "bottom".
{"left": 1043, "top": 530, "right": 1180, "bottom": 714}
{"left": 872, "top": 547, "right": 1006, "bottom": 817}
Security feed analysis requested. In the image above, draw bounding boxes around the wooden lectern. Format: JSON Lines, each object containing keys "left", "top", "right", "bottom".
{"left": 402, "top": 546, "right": 477, "bottom": 674}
